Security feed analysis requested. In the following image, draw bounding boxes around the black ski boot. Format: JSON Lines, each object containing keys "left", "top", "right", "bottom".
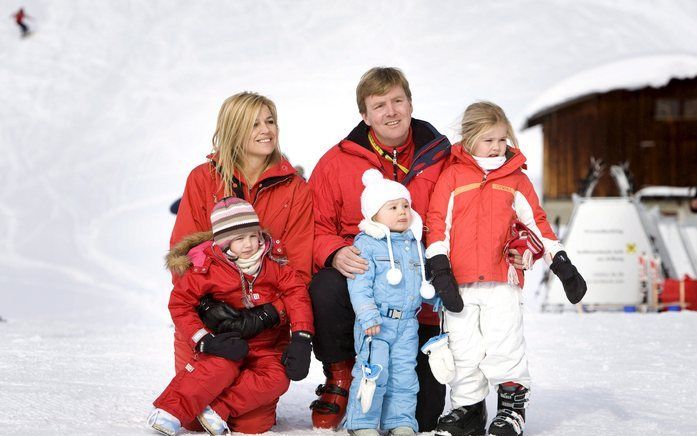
{"left": 434, "top": 400, "right": 487, "bottom": 436}
{"left": 488, "top": 383, "right": 530, "bottom": 436}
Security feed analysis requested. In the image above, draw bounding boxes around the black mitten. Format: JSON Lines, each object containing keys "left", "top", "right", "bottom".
{"left": 281, "top": 331, "right": 313, "bottom": 381}
{"left": 219, "top": 303, "right": 280, "bottom": 339}
{"left": 550, "top": 251, "right": 587, "bottom": 304}
{"left": 198, "top": 295, "right": 242, "bottom": 333}
{"left": 427, "top": 254, "right": 464, "bottom": 312}
{"left": 196, "top": 332, "right": 249, "bottom": 361}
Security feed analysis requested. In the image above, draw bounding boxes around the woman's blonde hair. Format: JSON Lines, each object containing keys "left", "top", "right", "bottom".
{"left": 212, "top": 92, "right": 282, "bottom": 196}
{"left": 460, "top": 101, "right": 518, "bottom": 154}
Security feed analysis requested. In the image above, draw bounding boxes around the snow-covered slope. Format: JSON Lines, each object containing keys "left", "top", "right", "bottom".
{"left": 2, "top": 312, "right": 696, "bottom": 436}
{"left": 1, "top": 1, "right": 697, "bottom": 435}
{"left": 2, "top": 0, "right": 697, "bottom": 321}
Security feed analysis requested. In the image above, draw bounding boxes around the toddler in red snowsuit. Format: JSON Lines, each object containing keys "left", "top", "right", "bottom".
{"left": 149, "top": 197, "right": 314, "bottom": 435}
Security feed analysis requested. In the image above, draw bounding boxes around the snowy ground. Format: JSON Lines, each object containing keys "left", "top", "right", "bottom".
{"left": 2, "top": 1, "right": 697, "bottom": 435}
{"left": 2, "top": 310, "right": 696, "bottom": 435}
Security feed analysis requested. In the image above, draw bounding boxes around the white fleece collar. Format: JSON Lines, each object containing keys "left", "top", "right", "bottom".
{"left": 357, "top": 214, "right": 435, "bottom": 298}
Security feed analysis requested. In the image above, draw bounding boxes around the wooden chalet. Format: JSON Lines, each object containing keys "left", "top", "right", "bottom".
{"left": 525, "top": 73, "right": 697, "bottom": 199}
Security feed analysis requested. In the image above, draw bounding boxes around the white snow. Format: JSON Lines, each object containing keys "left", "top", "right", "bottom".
{"left": 523, "top": 54, "right": 697, "bottom": 124}
{"left": 2, "top": 1, "right": 697, "bottom": 435}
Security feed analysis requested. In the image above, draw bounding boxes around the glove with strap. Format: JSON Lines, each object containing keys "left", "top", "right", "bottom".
{"left": 198, "top": 294, "right": 241, "bottom": 333}
{"left": 282, "top": 331, "right": 313, "bottom": 381}
{"left": 198, "top": 295, "right": 280, "bottom": 339}
{"left": 196, "top": 332, "right": 248, "bottom": 361}
{"left": 550, "top": 251, "right": 587, "bottom": 304}
{"left": 421, "top": 333, "right": 455, "bottom": 384}
{"left": 427, "top": 254, "right": 464, "bottom": 312}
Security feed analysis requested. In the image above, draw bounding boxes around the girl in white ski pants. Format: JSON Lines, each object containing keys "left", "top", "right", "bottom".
{"left": 445, "top": 282, "right": 531, "bottom": 408}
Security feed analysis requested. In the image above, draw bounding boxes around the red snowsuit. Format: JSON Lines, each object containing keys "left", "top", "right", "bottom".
{"left": 309, "top": 119, "right": 451, "bottom": 325}
{"left": 154, "top": 232, "right": 314, "bottom": 434}
{"left": 171, "top": 155, "right": 313, "bottom": 285}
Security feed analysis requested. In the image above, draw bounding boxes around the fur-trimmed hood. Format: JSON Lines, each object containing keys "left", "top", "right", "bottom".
{"left": 165, "top": 231, "right": 283, "bottom": 276}
{"left": 165, "top": 231, "right": 213, "bottom": 276}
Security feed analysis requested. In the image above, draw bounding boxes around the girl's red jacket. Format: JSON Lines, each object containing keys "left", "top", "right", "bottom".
{"left": 425, "top": 145, "right": 562, "bottom": 287}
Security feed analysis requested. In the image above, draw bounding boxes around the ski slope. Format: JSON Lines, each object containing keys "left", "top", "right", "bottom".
{"left": 2, "top": 1, "right": 697, "bottom": 435}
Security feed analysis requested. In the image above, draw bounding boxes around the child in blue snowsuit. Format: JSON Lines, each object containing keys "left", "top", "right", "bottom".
{"left": 344, "top": 169, "right": 436, "bottom": 436}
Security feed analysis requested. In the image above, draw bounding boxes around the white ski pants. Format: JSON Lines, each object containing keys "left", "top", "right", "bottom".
{"left": 444, "top": 282, "right": 531, "bottom": 408}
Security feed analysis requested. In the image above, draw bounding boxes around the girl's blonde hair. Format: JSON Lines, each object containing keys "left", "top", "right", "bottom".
{"left": 460, "top": 101, "right": 518, "bottom": 154}
{"left": 212, "top": 92, "right": 282, "bottom": 196}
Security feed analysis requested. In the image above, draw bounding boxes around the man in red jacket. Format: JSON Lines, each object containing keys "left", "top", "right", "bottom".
{"left": 308, "top": 67, "right": 453, "bottom": 431}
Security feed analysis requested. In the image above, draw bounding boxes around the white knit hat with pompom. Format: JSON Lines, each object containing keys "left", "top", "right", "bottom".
{"left": 358, "top": 169, "right": 435, "bottom": 299}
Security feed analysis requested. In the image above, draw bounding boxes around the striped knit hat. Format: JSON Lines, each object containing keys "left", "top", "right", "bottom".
{"left": 210, "top": 197, "right": 261, "bottom": 250}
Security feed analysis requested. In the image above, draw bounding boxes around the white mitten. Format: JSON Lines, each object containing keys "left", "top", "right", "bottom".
{"left": 420, "top": 333, "right": 455, "bottom": 384}
{"left": 356, "top": 362, "right": 382, "bottom": 413}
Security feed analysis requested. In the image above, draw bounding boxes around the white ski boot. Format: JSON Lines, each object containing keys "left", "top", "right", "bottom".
{"left": 388, "top": 426, "right": 416, "bottom": 435}
{"left": 197, "top": 405, "right": 231, "bottom": 435}
{"left": 147, "top": 408, "right": 181, "bottom": 436}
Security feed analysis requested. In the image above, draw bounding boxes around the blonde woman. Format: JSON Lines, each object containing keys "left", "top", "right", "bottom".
{"left": 171, "top": 92, "right": 312, "bottom": 284}
{"left": 168, "top": 92, "right": 313, "bottom": 434}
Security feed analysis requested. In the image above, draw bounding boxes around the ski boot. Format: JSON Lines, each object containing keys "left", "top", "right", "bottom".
{"left": 488, "top": 383, "right": 530, "bottom": 436}
{"left": 147, "top": 408, "right": 181, "bottom": 436}
{"left": 434, "top": 400, "right": 487, "bottom": 436}
{"left": 197, "top": 405, "right": 231, "bottom": 435}
{"left": 310, "top": 358, "right": 354, "bottom": 429}
{"left": 388, "top": 426, "right": 416, "bottom": 435}
{"left": 348, "top": 429, "right": 380, "bottom": 436}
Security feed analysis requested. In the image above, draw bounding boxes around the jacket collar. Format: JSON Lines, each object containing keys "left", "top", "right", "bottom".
{"left": 340, "top": 118, "right": 451, "bottom": 184}
{"left": 207, "top": 153, "right": 297, "bottom": 196}
{"left": 451, "top": 144, "right": 527, "bottom": 179}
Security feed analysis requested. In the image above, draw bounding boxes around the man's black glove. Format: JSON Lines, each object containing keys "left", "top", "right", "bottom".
{"left": 198, "top": 296, "right": 280, "bottom": 339}
{"left": 550, "top": 251, "right": 587, "bottom": 304}
{"left": 281, "top": 331, "right": 312, "bottom": 381}
{"left": 196, "top": 332, "right": 248, "bottom": 361}
{"left": 427, "top": 254, "right": 464, "bottom": 312}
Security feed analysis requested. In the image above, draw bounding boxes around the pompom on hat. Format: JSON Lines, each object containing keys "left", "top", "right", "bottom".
{"left": 358, "top": 169, "right": 435, "bottom": 299}
{"left": 210, "top": 197, "right": 261, "bottom": 251}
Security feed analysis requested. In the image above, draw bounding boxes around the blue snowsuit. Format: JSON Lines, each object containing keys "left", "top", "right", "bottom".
{"left": 344, "top": 229, "right": 426, "bottom": 432}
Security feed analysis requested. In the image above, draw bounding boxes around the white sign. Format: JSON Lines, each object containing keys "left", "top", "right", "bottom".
{"left": 546, "top": 198, "right": 653, "bottom": 306}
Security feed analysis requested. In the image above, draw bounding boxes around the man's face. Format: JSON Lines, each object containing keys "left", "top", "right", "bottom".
{"left": 361, "top": 85, "right": 413, "bottom": 147}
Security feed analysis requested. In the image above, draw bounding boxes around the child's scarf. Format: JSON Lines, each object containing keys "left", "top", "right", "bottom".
{"left": 473, "top": 155, "right": 506, "bottom": 172}
{"left": 227, "top": 246, "right": 264, "bottom": 276}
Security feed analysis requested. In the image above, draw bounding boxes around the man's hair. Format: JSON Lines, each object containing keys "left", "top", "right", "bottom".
{"left": 356, "top": 67, "right": 412, "bottom": 115}
{"left": 460, "top": 101, "right": 519, "bottom": 154}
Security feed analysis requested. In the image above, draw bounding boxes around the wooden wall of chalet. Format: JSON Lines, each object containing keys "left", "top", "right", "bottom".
{"left": 529, "top": 77, "right": 697, "bottom": 199}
